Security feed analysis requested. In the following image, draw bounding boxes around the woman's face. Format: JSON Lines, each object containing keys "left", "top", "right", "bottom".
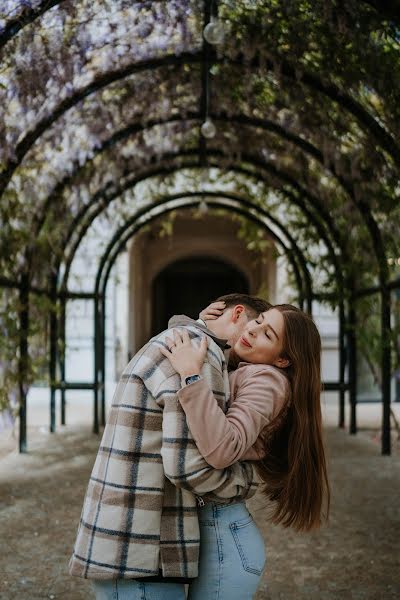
{"left": 233, "top": 308, "right": 286, "bottom": 366}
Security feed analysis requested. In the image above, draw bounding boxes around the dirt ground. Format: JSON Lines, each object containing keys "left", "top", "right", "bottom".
{"left": 0, "top": 401, "right": 399, "bottom": 600}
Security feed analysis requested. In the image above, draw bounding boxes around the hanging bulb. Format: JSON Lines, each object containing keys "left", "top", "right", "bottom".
{"left": 203, "top": 17, "right": 225, "bottom": 45}
{"left": 201, "top": 119, "right": 216, "bottom": 139}
{"left": 198, "top": 198, "right": 209, "bottom": 214}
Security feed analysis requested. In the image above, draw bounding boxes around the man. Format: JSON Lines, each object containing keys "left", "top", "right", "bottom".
{"left": 69, "top": 293, "right": 271, "bottom": 599}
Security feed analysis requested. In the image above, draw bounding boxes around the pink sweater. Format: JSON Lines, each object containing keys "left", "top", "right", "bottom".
{"left": 177, "top": 362, "right": 290, "bottom": 468}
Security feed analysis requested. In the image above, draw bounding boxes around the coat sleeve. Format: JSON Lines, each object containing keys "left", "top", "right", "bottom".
{"left": 147, "top": 334, "right": 260, "bottom": 501}
{"left": 177, "top": 367, "right": 288, "bottom": 468}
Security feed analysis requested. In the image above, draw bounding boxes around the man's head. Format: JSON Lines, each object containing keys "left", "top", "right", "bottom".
{"left": 205, "top": 293, "right": 272, "bottom": 348}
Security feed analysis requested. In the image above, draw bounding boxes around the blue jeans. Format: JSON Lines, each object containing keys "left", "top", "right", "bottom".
{"left": 91, "top": 580, "right": 186, "bottom": 599}
{"left": 92, "top": 502, "right": 265, "bottom": 600}
{"left": 188, "top": 501, "right": 266, "bottom": 600}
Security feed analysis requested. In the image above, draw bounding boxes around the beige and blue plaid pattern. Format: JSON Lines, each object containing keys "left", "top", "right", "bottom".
{"left": 69, "top": 323, "right": 258, "bottom": 580}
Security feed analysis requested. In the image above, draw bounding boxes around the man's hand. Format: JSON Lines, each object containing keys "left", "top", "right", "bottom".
{"left": 199, "top": 300, "right": 225, "bottom": 322}
{"left": 160, "top": 329, "right": 209, "bottom": 380}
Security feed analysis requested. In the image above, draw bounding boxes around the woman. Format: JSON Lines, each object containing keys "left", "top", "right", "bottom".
{"left": 161, "top": 303, "right": 330, "bottom": 600}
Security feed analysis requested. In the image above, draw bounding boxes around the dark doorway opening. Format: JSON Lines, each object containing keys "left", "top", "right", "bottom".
{"left": 152, "top": 256, "right": 249, "bottom": 336}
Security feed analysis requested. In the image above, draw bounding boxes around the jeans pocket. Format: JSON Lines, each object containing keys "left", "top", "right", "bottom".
{"left": 229, "top": 516, "right": 266, "bottom": 576}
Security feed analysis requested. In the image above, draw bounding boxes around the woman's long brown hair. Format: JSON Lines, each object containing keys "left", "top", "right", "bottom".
{"left": 255, "top": 304, "right": 330, "bottom": 532}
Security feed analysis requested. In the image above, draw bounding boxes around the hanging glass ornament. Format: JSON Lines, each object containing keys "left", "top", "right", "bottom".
{"left": 203, "top": 17, "right": 225, "bottom": 45}
{"left": 198, "top": 198, "right": 209, "bottom": 214}
{"left": 201, "top": 119, "right": 216, "bottom": 138}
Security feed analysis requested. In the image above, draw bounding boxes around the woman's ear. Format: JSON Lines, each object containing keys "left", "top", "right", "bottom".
{"left": 273, "top": 356, "right": 290, "bottom": 369}
{"left": 231, "top": 304, "right": 245, "bottom": 323}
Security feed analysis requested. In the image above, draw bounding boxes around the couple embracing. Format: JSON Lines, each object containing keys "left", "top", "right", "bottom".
{"left": 69, "top": 293, "right": 330, "bottom": 599}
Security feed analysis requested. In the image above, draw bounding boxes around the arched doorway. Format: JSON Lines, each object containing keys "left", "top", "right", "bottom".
{"left": 128, "top": 212, "right": 275, "bottom": 355}
{"left": 151, "top": 256, "right": 249, "bottom": 336}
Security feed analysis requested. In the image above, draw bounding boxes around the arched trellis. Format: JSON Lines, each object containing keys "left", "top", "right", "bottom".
{"left": 2, "top": 46, "right": 400, "bottom": 201}
{"left": 2, "top": 51, "right": 399, "bottom": 279}
{"left": 29, "top": 140, "right": 361, "bottom": 446}
{"left": 25, "top": 109, "right": 358, "bottom": 286}
{"left": 2, "top": 4, "right": 397, "bottom": 283}
{"left": 44, "top": 136, "right": 352, "bottom": 283}
{"left": 53, "top": 153, "right": 353, "bottom": 429}
{"left": 16, "top": 95, "right": 396, "bottom": 295}
{"left": 20, "top": 104, "right": 371, "bottom": 414}
{"left": 0, "top": 0, "right": 398, "bottom": 458}
{"left": 45, "top": 160, "right": 316, "bottom": 436}
{"left": 56, "top": 194, "right": 314, "bottom": 435}
{"left": 9, "top": 86, "right": 388, "bottom": 408}
{"left": 57, "top": 161, "right": 345, "bottom": 356}
{"left": 53, "top": 176, "right": 346, "bottom": 435}
{"left": 8, "top": 146, "right": 394, "bottom": 454}
{"left": 60, "top": 189, "right": 314, "bottom": 307}
{"left": 8, "top": 30, "right": 394, "bottom": 403}
{"left": 21, "top": 95, "right": 383, "bottom": 444}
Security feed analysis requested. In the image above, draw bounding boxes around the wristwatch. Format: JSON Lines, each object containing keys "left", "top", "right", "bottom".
{"left": 184, "top": 374, "right": 202, "bottom": 386}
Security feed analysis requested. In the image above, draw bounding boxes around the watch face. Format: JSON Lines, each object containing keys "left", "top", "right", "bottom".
{"left": 185, "top": 375, "right": 201, "bottom": 385}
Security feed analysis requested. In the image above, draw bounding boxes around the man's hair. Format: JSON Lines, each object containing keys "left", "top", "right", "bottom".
{"left": 214, "top": 293, "right": 272, "bottom": 318}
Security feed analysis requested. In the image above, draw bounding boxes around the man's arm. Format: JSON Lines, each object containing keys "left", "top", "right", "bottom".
{"left": 161, "top": 379, "right": 259, "bottom": 501}
{"left": 148, "top": 331, "right": 259, "bottom": 501}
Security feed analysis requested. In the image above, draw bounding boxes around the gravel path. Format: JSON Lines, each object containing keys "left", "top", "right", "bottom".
{"left": 0, "top": 421, "right": 399, "bottom": 600}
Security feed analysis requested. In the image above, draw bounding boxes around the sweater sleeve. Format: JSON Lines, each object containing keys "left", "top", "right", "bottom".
{"left": 177, "top": 366, "right": 288, "bottom": 468}
{"left": 149, "top": 329, "right": 259, "bottom": 501}
{"left": 158, "top": 359, "right": 259, "bottom": 500}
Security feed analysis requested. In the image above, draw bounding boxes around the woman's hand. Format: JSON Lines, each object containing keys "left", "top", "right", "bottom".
{"left": 160, "top": 329, "right": 208, "bottom": 379}
{"left": 199, "top": 300, "right": 225, "bottom": 322}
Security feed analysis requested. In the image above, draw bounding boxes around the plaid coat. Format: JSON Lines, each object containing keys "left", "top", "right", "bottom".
{"left": 69, "top": 317, "right": 258, "bottom": 580}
